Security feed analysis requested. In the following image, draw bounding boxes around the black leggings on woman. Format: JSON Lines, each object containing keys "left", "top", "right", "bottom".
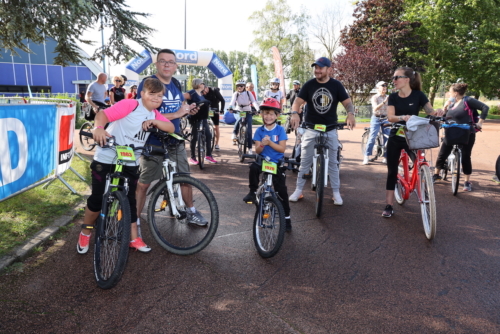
{"left": 190, "top": 118, "right": 213, "bottom": 158}
{"left": 386, "top": 136, "right": 415, "bottom": 191}
{"left": 435, "top": 132, "right": 476, "bottom": 175}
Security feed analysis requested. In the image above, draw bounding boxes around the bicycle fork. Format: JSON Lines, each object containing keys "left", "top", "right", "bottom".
{"left": 161, "top": 160, "right": 187, "bottom": 219}
{"left": 311, "top": 148, "right": 329, "bottom": 187}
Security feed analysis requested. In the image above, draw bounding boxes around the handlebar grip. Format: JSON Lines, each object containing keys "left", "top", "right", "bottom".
{"left": 242, "top": 154, "right": 257, "bottom": 159}
{"left": 80, "top": 131, "right": 93, "bottom": 138}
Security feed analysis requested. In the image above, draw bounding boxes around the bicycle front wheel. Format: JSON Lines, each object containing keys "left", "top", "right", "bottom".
{"left": 451, "top": 150, "right": 461, "bottom": 196}
{"left": 419, "top": 165, "right": 436, "bottom": 240}
{"left": 94, "top": 190, "right": 131, "bottom": 289}
{"left": 238, "top": 125, "right": 247, "bottom": 162}
{"left": 394, "top": 161, "right": 406, "bottom": 205}
{"left": 315, "top": 154, "right": 325, "bottom": 217}
{"left": 79, "top": 121, "right": 96, "bottom": 151}
{"left": 147, "top": 176, "right": 219, "bottom": 255}
{"left": 253, "top": 195, "right": 286, "bottom": 258}
{"left": 209, "top": 122, "right": 215, "bottom": 153}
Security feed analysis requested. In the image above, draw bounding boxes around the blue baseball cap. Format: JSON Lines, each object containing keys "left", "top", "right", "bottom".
{"left": 311, "top": 57, "right": 332, "bottom": 68}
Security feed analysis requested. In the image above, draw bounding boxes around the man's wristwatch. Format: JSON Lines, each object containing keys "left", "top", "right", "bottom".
{"left": 291, "top": 111, "right": 299, "bottom": 114}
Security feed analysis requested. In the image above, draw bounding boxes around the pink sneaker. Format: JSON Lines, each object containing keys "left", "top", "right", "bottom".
{"left": 205, "top": 156, "right": 218, "bottom": 163}
{"left": 188, "top": 158, "right": 199, "bottom": 165}
{"left": 77, "top": 232, "right": 91, "bottom": 254}
{"left": 129, "top": 237, "right": 151, "bottom": 253}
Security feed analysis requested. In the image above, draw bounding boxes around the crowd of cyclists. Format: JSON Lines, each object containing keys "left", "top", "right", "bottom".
{"left": 78, "top": 48, "right": 490, "bottom": 255}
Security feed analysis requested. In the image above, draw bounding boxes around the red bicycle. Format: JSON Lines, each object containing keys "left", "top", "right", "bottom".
{"left": 393, "top": 125, "right": 437, "bottom": 240}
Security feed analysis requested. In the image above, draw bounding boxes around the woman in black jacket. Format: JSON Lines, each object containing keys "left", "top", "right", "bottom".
{"left": 433, "top": 83, "right": 489, "bottom": 191}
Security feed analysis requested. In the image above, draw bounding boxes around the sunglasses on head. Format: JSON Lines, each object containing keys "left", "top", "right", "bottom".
{"left": 392, "top": 76, "right": 408, "bottom": 81}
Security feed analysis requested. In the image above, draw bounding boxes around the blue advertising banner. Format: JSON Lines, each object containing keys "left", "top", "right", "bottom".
{"left": 125, "top": 49, "right": 153, "bottom": 74}
{"left": 0, "top": 104, "right": 57, "bottom": 200}
{"left": 207, "top": 53, "right": 232, "bottom": 79}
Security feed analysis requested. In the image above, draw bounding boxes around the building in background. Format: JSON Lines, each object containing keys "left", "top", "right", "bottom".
{"left": 0, "top": 37, "right": 103, "bottom": 97}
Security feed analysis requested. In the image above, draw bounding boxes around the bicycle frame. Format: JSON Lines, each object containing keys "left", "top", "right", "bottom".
{"left": 397, "top": 149, "right": 429, "bottom": 202}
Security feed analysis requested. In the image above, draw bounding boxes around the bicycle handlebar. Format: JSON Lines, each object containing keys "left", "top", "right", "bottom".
{"left": 80, "top": 131, "right": 145, "bottom": 150}
{"left": 242, "top": 154, "right": 300, "bottom": 170}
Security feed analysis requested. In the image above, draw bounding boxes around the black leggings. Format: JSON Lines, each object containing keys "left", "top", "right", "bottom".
{"left": 386, "top": 136, "right": 415, "bottom": 191}
{"left": 190, "top": 119, "right": 213, "bottom": 158}
{"left": 435, "top": 132, "right": 476, "bottom": 175}
{"left": 87, "top": 161, "right": 140, "bottom": 222}
{"left": 249, "top": 162, "right": 290, "bottom": 217}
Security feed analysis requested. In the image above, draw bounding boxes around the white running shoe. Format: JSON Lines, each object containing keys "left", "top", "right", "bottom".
{"left": 248, "top": 149, "right": 253, "bottom": 155}
{"left": 333, "top": 192, "right": 343, "bottom": 206}
{"left": 362, "top": 156, "right": 370, "bottom": 165}
{"left": 289, "top": 190, "right": 304, "bottom": 202}
{"left": 231, "top": 134, "right": 237, "bottom": 141}
{"left": 382, "top": 158, "right": 387, "bottom": 164}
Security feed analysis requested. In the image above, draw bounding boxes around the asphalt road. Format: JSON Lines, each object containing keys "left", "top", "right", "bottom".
{"left": 1, "top": 121, "right": 499, "bottom": 333}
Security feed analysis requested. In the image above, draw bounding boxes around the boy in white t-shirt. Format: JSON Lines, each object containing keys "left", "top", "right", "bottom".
{"left": 77, "top": 78, "right": 174, "bottom": 255}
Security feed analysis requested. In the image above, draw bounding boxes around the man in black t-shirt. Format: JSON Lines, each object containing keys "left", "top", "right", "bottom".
{"left": 289, "top": 57, "right": 356, "bottom": 206}
{"left": 203, "top": 86, "right": 225, "bottom": 150}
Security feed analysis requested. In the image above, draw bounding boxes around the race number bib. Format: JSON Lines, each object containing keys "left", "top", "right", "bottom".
{"left": 239, "top": 111, "right": 246, "bottom": 117}
{"left": 116, "top": 146, "right": 136, "bottom": 161}
{"left": 262, "top": 161, "right": 277, "bottom": 174}
{"left": 314, "top": 124, "right": 326, "bottom": 132}
{"left": 209, "top": 110, "right": 214, "bottom": 117}
{"left": 396, "top": 127, "right": 406, "bottom": 138}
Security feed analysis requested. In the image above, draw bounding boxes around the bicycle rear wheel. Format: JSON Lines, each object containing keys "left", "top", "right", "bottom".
{"left": 197, "top": 132, "right": 205, "bottom": 170}
{"left": 451, "top": 150, "right": 461, "bottom": 195}
{"left": 419, "top": 165, "right": 436, "bottom": 240}
{"left": 360, "top": 130, "right": 369, "bottom": 156}
{"left": 147, "top": 176, "right": 219, "bottom": 255}
{"left": 208, "top": 121, "right": 215, "bottom": 153}
{"left": 94, "top": 190, "right": 131, "bottom": 289}
{"left": 79, "top": 121, "right": 96, "bottom": 151}
{"left": 496, "top": 155, "right": 500, "bottom": 180}
{"left": 315, "top": 154, "right": 325, "bottom": 217}
{"left": 253, "top": 195, "right": 286, "bottom": 258}
{"left": 238, "top": 125, "right": 247, "bottom": 162}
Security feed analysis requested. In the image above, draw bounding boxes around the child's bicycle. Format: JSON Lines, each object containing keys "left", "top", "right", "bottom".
{"left": 230, "top": 109, "right": 257, "bottom": 162}
{"left": 242, "top": 154, "right": 297, "bottom": 258}
{"left": 145, "top": 128, "right": 219, "bottom": 255}
{"left": 392, "top": 123, "right": 437, "bottom": 240}
{"left": 79, "top": 131, "right": 144, "bottom": 289}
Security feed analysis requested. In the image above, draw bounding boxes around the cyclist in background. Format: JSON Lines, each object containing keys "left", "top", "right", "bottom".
{"left": 264, "top": 78, "right": 284, "bottom": 107}
{"left": 286, "top": 80, "right": 301, "bottom": 106}
{"left": 77, "top": 78, "right": 174, "bottom": 255}
{"left": 432, "top": 83, "right": 488, "bottom": 191}
{"left": 187, "top": 79, "right": 217, "bottom": 164}
{"left": 243, "top": 98, "right": 292, "bottom": 231}
{"left": 229, "top": 79, "right": 260, "bottom": 154}
{"left": 289, "top": 57, "right": 356, "bottom": 206}
{"left": 203, "top": 85, "right": 225, "bottom": 151}
{"left": 363, "top": 81, "right": 390, "bottom": 165}
{"left": 383, "top": 67, "right": 443, "bottom": 218}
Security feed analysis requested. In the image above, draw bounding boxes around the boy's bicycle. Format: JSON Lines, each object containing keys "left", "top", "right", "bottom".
{"left": 360, "top": 118, "right": 391, "bottom": 162}
{"left": 243, "top": 154, "right": 296, "bottom": 258}
{"left": 392, "top": 123, "right": 437, "bottom": 240}
{"left": 145, "top": 128, "right": 219, "bottom": 255}
{"left": 80, "top": 131, "right": 143, "bottom": 289}
{"left": 79, "top": 103, "right": 110, "bottom": 151}
{"left": 301, "top": 122, "right": 347, "bottom": 218}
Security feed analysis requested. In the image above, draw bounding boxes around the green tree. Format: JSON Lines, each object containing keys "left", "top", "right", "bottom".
{"left": 249, "top": 0, "right": 313, "bottom": 86}
{"left": 0, "top": 0, "right": 156, "bottom": 66}
{"left": 341, "top": 0, "right": 428, "bottom": 71}
{"left": 404, "top": 0, "right": 500, "bottom": 102}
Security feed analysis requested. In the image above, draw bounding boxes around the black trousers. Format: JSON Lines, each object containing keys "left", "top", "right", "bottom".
{"left": 435, "top": 132, "right": 476, "bottom": 175}
{"left": 386, "top": 136, "right": 416, "bottom": 191}
{"left": 249, "top": 162, "right": 290, "bottom": 217}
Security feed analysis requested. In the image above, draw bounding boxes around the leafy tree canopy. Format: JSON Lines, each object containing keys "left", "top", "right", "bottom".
{"left": 0, "top": 0, "right": 156, "bottom": 66}
{"left": 341, "top": 0, "right": 428, "bottom": 71}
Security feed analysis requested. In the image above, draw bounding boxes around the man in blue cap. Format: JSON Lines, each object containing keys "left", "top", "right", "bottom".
{"left": 288, "top": 57, "right": 355, "bottom": 206}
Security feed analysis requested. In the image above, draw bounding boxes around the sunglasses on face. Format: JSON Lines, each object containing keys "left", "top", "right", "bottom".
{"left": 236, "top": 85, "right": 245, "bottom": 88}
{"left": 380, "top": 84, "right": 388, "bottom": 87}
{"left": 115, "top": 80, "right": 122, "bottom": 82}
{"left": 392, "top": 76, "right": 408, "bottom": 81}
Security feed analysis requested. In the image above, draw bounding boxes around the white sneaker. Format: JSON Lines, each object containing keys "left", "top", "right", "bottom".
{"left": 333, "top": 192, "right": 343, "bottom": 206}
{"left": 382, "top": 158, "right": 387, "bottom": 164}
{"left": 289, "top": 190, "right": 304, "bottom": 202}
{"left": 248, "top": 149, "right": 253, "bottom": 155}
{"left": 362, "top": 156, "right": 370, "bottom": 165}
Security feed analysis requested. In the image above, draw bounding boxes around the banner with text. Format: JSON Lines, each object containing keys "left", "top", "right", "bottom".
{"left": 0, "top": 105, "right": 57, "bottom": 200}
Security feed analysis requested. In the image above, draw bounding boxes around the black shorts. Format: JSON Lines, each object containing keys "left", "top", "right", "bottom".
{"left": 210, "top": 111, "right": 220, "bottom": 126}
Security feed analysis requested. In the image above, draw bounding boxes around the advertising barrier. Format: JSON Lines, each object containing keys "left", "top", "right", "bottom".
{"left": 0, "top": 98, "right": 80, "bottom": 202}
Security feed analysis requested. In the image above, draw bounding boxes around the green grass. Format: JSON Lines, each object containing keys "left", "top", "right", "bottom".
{"left": 0, "top": 157, "right": 91, "bottom": 257}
